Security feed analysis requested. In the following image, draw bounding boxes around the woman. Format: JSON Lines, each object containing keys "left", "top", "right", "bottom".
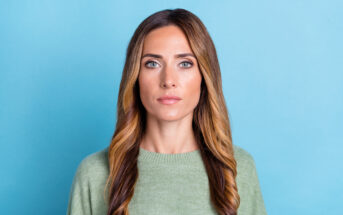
{"left": 67, "top": 8, "right": 267, "bottom": 215}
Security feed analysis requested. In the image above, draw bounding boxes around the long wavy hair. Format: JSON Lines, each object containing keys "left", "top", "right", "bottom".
{"left": 104, "top": 8, "right": 240, "bottom": 215}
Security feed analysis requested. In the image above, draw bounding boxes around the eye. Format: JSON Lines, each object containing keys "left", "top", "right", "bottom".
{"left": 180, "top": 61, "right": 193, "bottom": 68}
{"left": 145, "top": 61, "right": 159, "bottom": 68}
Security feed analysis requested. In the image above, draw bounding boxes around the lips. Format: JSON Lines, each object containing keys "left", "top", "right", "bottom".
{"left": 157, "top": 95, "right": 182, "bottom": 105}
{"left": 157, "top": 95, "right": 181, "bottom": 100}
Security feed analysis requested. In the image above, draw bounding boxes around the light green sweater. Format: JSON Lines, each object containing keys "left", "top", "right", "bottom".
{"left": 67, "top": 144, "right": 267, "bottom": 215}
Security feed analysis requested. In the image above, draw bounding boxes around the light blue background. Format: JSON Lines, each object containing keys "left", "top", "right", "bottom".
{"left": 1, "top": 0, "right": 342, "bottom": 214}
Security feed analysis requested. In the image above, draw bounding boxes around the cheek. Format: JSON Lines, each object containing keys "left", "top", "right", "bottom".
{"left": 185, "top": 71, "right": 202, "bottom": 93}
{"left": 138, "top": 74, "right": 155, "bottom": 108}
{"left": 139, "top": 77, "right": 148, "bottom": 101}
{"left": 183, "top": 73, "right": 202, "bottom": 105}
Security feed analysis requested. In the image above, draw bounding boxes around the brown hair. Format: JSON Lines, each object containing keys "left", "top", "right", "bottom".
{"left": 104, "top": 8, "right": 240, "bottom": 215}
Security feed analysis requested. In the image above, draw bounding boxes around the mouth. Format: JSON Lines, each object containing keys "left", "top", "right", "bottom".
{"left": 157, "top": 98, "right": 181, "bottom": 105}
{"left": 157, "top": 96, "right": 182, "bottom": 105}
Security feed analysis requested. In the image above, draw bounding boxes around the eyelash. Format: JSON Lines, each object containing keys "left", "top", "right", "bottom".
{"left": 144, "top": 61, "right": 193, "bottom": 68}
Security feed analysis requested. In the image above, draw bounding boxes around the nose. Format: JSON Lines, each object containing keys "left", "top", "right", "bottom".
{"left": 160, "top": 64, "right": 176, "bottom": 88}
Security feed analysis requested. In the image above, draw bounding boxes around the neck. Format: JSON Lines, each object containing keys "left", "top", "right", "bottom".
{"left": 140, "top": 113, "right": 199, "bottom": 154}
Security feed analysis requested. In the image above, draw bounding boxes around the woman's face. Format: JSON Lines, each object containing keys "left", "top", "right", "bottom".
{"left": 138, "top": 25, "right": 202, "bottom": 122}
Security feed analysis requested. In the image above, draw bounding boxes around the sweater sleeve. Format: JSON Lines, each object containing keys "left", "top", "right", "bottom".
{"left": 248, "top": 158, "right": 267, "bottom": 215}
{"left": 234, "top": 145, "right": 267, "bottom": 215}
{"left": 66, "top": 159, "right": 92, "bottom": 215}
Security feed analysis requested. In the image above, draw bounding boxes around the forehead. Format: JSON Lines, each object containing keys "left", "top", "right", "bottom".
{"left": 142, "top": 25, "right": 193, "bottom": 54}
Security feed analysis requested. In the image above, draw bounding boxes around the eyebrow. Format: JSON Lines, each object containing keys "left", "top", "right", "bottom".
{"left": 141, "top": 53, "right": 195, "bottom": 59}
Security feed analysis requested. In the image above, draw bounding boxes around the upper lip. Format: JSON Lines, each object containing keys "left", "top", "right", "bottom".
{"left": 157, "top": 95, "right": 182, "bottom": 100}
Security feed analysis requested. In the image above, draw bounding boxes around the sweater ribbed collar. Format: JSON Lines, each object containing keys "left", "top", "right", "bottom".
{"left": 138, "top": 146, "right": 202, "bottom": 165}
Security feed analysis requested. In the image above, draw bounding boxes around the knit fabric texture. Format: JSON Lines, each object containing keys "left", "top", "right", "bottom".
{"left": 67, "top": 144, "right": 267, "bottom": 215}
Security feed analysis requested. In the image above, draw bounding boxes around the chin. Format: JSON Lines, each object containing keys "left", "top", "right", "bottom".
{"left": 155, "top": 110, "right": 193, "bottom": 122}
{"left": 157, "top": 114, "right": 181, "bottom": 122}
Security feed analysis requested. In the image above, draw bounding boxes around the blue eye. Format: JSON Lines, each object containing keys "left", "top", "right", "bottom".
{"left": 180, "top": 61, "right": 193, "bottom": 68}
{"left": 145, "top": 61, "right": 159, "bottom": 68}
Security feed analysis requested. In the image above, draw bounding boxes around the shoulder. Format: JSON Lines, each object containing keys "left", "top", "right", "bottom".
{"left": 232, "top": 144, "right": 259, "bottom": 185}
{"left": 233, "top": 144, "right": 255, "bottom": 168}
{"left": 67, "top": 148, "right": 110, "bottom": 214}
{"left": 232, "top": 145, "right": 267, "bottom": 214}
{"left": 74, "top": 147, "right": 109, "bottom": 181}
